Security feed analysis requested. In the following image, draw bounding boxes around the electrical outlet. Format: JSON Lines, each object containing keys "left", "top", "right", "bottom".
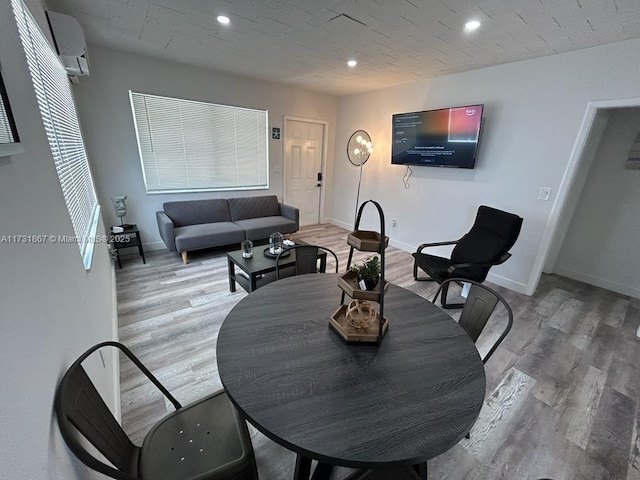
{"left": 538, "top": 187, "right": 551, "bottom": 201}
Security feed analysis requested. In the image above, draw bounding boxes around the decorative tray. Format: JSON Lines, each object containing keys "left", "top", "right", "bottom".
{"left": 347, "top": 230, "right": 389, "bottom": 252}
{"left": 263, "top": 247, "right": 291, "bottom": 259}
{"left": 329, "top": 304, "right": 389, "bottom": 344}
{"left": 337, "top": 270, "right": 388, "bottom": 302}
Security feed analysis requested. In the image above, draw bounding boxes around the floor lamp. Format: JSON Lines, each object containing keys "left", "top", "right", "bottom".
{"left": 347, "top": 130, "right": 373, "bottom": 225}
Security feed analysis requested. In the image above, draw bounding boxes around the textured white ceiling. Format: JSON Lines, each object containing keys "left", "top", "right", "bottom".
{"left": 44, "top": 0, "right": 640, "bottom": 95}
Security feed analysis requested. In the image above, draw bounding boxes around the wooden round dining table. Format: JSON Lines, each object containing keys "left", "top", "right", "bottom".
{"left": 216, "top": 274, "right": 485, "bottom": 479}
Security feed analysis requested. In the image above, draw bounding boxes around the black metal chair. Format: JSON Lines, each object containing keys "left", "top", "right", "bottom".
{"left": 55, "top": 341, "right": 258, "bottom": 480}
{"left": 412, "top": 205, "right": 523, "bottom": 308}
{"left": 433, "top": 278, "right": 513, "bottom": 364}
{"left": 276, "top": 244, "right": 339, "bottom": 279}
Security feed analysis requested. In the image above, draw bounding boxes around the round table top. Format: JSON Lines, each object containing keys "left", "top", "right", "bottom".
{"left": 216, "top": 274, "right": 485, "bottom": 469}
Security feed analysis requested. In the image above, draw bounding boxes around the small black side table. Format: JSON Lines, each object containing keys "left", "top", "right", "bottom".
{"left": 110, "top": 224, "right": 145, "bottom": 268}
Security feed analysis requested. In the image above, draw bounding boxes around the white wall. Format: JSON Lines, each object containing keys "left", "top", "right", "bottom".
{"left": 0, "top": 0, "right": 118, "bottom": 478}
{"left": 553, "top": 108, "right": 640, "bottom": 298}
{"left": 72, "top": 45, "right": 338, "bottom": 251}
{"left": 327, "top": 38, "right": 640, "bottom": 295}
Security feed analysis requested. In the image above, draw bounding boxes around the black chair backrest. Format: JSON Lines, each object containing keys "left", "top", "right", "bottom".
{"left": 55, "top": 342, "right": 181, "bottom": 480}
{"left": 57, "top": 364, "right": 138, "bottom": 479}
{"left": 433, "top": 279, "right": 513, "bottom": 363}
{"left": 450, "top": 205, "right": 523, "bottom": 282}
{"left": 276, "top": 244, "right": 339, "bottom": 279}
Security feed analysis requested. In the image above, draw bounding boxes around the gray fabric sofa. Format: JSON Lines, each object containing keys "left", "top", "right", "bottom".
{"left": 156, "top": 195, "right": 299, "bottom": 263}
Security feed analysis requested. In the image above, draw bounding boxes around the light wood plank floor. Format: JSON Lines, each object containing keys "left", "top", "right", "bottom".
{"left": 116, "top": 224, "right": 640, "bottom": 480}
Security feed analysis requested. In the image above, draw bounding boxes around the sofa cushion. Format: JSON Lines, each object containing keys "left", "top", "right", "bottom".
{"left": 164, "top": 199, "right": 231, "bottom": 227}
{"left": 228, "top": 196, "right": 280, "bottom": 221}
{"left": 174, "top": 222, "right": 245, "bottom": 252}
{"left": 234, "top": 216, "right": 298, "bottom": 241}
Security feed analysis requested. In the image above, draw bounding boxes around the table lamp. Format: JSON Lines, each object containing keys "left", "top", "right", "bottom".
{"left": 111, "top": 195, "right": 128, "bottom": 230}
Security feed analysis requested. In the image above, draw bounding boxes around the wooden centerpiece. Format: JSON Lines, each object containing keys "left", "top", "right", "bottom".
{"left": 332, "top": 200, "right": 390, "bottom": 346}
{"left": 329, "top": 302, "right": 389, "bottom": 344}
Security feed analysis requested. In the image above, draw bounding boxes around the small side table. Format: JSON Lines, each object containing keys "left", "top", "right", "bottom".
{"left": 110, "top": 224, "right": 145, "bottom": 268}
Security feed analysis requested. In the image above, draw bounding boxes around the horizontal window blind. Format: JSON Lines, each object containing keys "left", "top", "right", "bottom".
{"left": 13, "top": 0, "right": 99, "bottom": 269}
{"left": 130, "top": 92, "right": 268, "bottom": 193}
{"left": 0, "top": 74, "right": 19, "bottom": 144}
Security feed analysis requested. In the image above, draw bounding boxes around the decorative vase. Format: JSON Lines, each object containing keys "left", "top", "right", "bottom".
{"left": 241, "top": 240, "right": 253, "bottom": 259}
{"left": 359, "top": 275, "right": 379, "bottom": 291}
{"left": 269, "top": 231, "right": 283, "bottom": 255}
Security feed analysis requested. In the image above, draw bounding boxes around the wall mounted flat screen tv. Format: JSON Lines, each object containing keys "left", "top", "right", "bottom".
{"left": 391, "top": 104, "right": 484, "bottom": 168}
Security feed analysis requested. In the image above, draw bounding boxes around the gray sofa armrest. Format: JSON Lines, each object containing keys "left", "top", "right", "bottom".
{"left": 156, "top": 211, "right": 176, "bottom": 251}
{"left": 279, "top": 203, "right": 299, "bottom": 228}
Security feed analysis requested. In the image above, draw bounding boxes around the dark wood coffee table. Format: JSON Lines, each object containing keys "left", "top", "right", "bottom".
{"left": 227, "top": 243, "right": 327, "bottom": 293}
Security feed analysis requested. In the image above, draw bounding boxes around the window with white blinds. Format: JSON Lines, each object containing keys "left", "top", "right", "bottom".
{"left": 12, "top": 0, "right": 99, "bottom": 269}
{"left": 130, "top": 92, "right": 269, "bottom": 193}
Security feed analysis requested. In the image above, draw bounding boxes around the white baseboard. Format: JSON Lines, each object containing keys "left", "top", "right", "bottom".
{"left": 143, "top": 240, "right": 167, "bottom": 252}
{"left": 110, "top": 261, "right": 122, "bottom": 422}
{"left": 554, "top": 266, "right": 640, "bottom": 299}
{"left": 388, "top": 237, "right": 414, "bottom": 253}
{"left": 486, "top": 272, "right": 528, "bottom": 295}
{"left": 326, "top": 217, "right": 352, "bottom": 231}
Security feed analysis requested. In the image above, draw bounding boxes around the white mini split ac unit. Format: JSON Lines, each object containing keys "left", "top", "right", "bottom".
{"left": 46, "top": 10, "right": 90, "bottom": 77}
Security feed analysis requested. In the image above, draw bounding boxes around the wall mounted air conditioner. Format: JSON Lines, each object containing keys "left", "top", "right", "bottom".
{"left": 46, "top": 11, "right": 90, "bottom": 77}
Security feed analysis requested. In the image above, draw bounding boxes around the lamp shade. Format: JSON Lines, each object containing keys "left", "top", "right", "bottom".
{"left": 111, "top": 195, "right": 127, "bottom": 226}
{"left": 347, "top": 130, "right": 372, "bottom": 166}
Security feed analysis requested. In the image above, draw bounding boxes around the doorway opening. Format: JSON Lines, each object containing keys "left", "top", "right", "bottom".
{"left": 529, "top": 97, "right": 640, "bottom": 296}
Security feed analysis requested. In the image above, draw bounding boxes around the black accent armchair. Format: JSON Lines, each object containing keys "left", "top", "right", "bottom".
{"left": 412, "top": 205, "right": 523, "bottom": 308}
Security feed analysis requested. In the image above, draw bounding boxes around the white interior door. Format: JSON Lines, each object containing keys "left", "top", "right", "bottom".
{"left": 284, "top": 118, "right": 325, "bottom": 226}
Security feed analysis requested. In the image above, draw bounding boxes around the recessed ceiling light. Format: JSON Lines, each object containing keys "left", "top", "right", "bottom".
{"left": 217, "top": 15, "right": 230, "bottom": 25}
{"left": 464, "top": 20, "right": 481, "bottom": 32}
{"left": 347, "top": 60, "right": 357, "bottom": 67}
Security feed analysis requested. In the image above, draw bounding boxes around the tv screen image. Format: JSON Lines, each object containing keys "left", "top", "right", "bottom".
{"left": 391, "top": 104, "right": 484, "bottom": 168}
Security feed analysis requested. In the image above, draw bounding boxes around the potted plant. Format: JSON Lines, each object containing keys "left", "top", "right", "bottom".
{"left": 351, "top": 255, "right": 380, "bottom": 291}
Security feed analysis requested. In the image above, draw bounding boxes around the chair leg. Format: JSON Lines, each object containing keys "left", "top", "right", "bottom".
{"left": 413, "top": 462, "right": 428, "bottom": 479}
{"left": 294, "top": 455, "right": 312, "bottom": 480}
{"left": 310, "top": 462, "right": 334, "bottom": 480}
{"left": 440, "top": 281, "right": 450, "bottom": 306}
{"left": 440, "top": 281, "right": 465, "bottom": 309}
{"left": 413, "top": 261, "right": 437, "bottom": 282}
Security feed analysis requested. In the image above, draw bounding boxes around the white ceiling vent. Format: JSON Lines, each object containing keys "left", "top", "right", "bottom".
{"left": 46, "top": 11, "right": 89, "bottom": 77}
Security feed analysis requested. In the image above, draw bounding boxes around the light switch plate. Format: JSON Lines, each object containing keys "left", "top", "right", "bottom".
{"left": 538, "top": 187, "right": 551, "bottom": 201}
